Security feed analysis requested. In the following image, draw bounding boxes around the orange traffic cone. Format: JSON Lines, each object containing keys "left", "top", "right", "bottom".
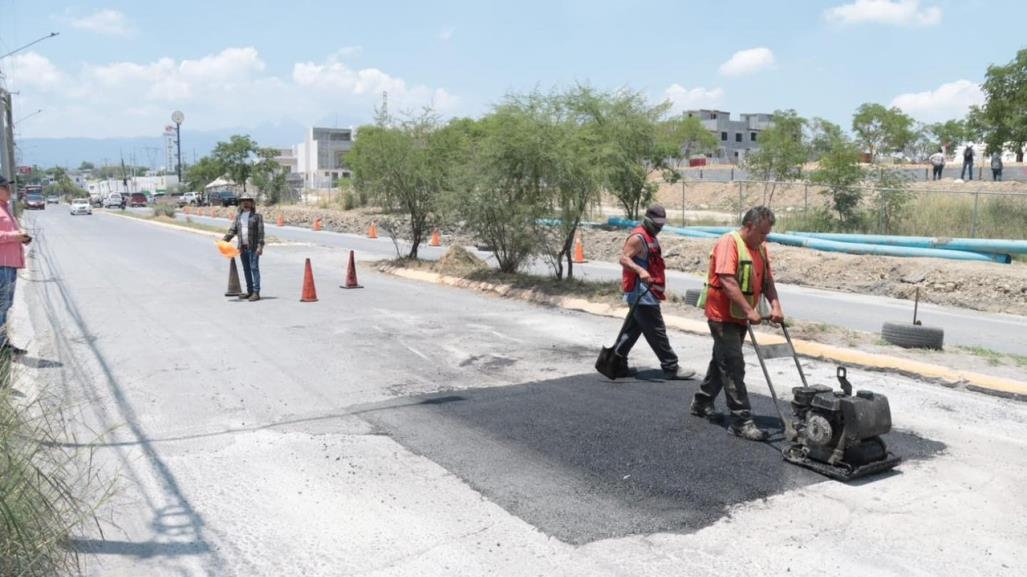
{"left": 300, "top": 258, "right": 318, "bottom": 302}
{"left": 573, "top": 233, "right": 587, "bottom": 264}
{"left": 340, "top": 250, "right": 363, "bottom": 289}
{"left": 313, "top": 218, "right": 322, "bottom": 232}
{"left": 225, "top": 257, "right": 243, "bottom": 297}
{"left": 429, "top": 229, "right": 441, "bottom": 247}
{"left": 368, "top": 222, "right": 378, "bottom": 239}
{"left": 276, "top": 213, "right": 284, "bottom": 227}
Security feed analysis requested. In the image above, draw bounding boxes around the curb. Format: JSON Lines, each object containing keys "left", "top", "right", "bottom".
{"left": 101, "top": 210, "right": 222, "bottom": 239}
{"left": 381, "top": 264, "right": 1027, "bottom": 402}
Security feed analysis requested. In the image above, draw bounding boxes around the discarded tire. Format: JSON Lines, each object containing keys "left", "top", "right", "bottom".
{"left": 881, "top": 322, "right": 944, "bottom": 350}
{"left": 684, "top": 289, "right": 701, "bottom": 307}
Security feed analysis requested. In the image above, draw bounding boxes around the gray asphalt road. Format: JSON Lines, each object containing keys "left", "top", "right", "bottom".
{"left": 172, "top": 210, "right": 1027, "bottom": 355}
{"left": 15, "top": 207, "right": 1027, "bottom": 576}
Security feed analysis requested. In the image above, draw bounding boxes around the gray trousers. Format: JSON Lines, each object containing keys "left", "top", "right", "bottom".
{"left": 614, "top": 304, "right": 679, "bottom": 372}
{"left": 693, "top": 321, "right": 753, "bottom": 424}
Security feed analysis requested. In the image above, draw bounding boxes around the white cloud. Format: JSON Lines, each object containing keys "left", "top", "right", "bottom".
{"left": 438, "top": 28, "right": 455, "bottom": 41}
{"left": 10, "top": 47, "right": 457, "bottom": 138}
{"left": 68, "top": 9, "right": 134, "bottom": 36}
{"left": 825, "top": 0, "right": 942, "bottom": 27}
{"left": 663, "top": 84, "right": 724, "bottom": 112}
{"left": 5, "top": 52, "right": 64, "bottom": 91}
{"left": 718, "top": 47, "right": 775, "bottom": 77}
{"left": 891, "top": 80, "right": 984, "bottom": 122}
{"left": 293, "top": 54, "right": 458, "bottom": 113}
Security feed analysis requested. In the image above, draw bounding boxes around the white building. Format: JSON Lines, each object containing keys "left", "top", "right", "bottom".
{"left": 87, "top": 175, "right": 179, "bottom": 197}
{"left": 291, "top": 127, "right": 354, "bottom": 190}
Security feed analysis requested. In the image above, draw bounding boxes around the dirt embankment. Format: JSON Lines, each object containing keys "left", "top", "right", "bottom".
{"left": 578, "top": 227, "right": 1027, "bottom": 316}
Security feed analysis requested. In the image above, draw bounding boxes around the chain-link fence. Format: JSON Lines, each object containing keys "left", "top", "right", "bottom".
{"left": 726, "top": 180, "right": 1027, "bottom": 239}
{"left": 677, "top": 164, "right": 1027, "bottom": 183}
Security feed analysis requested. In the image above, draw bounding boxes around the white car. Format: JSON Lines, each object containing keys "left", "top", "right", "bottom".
{"left": 103, "top": 193, "right": 124, "bottom": 209}
{"left": 70, "top": 198, "right": 92, "bottom": 215}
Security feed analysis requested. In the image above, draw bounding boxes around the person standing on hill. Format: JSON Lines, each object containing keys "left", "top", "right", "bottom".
{"left": 929, "top": 148, "right": 945, "bottom": 181}
{"left": 991, "top": 152, "right": 1003, "bottom": 181}
{"left": 961, "top": 145, "right": 975, "bottom": 180}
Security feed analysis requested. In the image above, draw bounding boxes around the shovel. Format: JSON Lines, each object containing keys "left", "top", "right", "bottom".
{"left": 595, "top": 283, "right": 653, "bottom": 380}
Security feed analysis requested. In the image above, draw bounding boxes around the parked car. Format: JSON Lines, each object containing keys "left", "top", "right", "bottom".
{"left": 70, "top": 198, "right": 92, "bottom": 215}
{"left": 46, "top": 195, "right": 60, "bottom": 205}
{"left": 128, "top": 193, "right": 148, "bottom": 207}
{"left": 178, "top": 191, "right": 200, "bottom": 207}
{"left": 103, "top": 193, "right": 125, "bottom": 209}
{"left": 23, "top": 194, "right": 46, "bottom": 210}
{"left": 208, "top": 191, "right": 239, "bottom": 207}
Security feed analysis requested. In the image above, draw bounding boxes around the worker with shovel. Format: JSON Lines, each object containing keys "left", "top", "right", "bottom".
{"left": 689, "top": 206, "right": 783, "bottom": 441}
{"left": 222, "top": 194, "right": 265, "bottom": 301}
{"left": 607, "top": 204, "right": 695, "bottom": 381}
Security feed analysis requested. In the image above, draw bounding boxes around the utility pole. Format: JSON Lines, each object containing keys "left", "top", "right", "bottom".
{"left": 172, "top": 111, "right": 184, "bottom": 184}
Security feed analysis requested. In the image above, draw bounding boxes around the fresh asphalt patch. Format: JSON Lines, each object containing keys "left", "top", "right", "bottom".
{"left": 358, "top": 373, "right": 945, "bottom": 544}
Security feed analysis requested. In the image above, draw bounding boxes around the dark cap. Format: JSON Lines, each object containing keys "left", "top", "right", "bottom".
{"left": 0, "top": 175, "right": 9, "bottom": 188}
{"left": 645, "top": 204, "right": 667, "bottom": 225}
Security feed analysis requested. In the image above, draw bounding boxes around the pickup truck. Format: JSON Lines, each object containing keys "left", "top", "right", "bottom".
{"left": 177, "top": 191, "right": 200, "bottom": 207}
{"left": 207, "top": 191, "right": 239, "bottom": 207}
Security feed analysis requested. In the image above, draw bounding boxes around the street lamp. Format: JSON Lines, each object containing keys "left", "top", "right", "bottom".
{"left": 171, "top": 110, "right": 184, "bottom": 183}
{"left": 14, "top": 109, "right": 42, "bottom": 126}
{"left": 0, "top": 32, "right": 59, "bottom": 61}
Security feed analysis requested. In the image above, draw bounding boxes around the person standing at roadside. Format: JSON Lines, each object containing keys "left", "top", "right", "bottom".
{"left": 929, "top": 148, "right": 945, "bottom": 181}
{"left": 223, "top": 194, "right": 264, "bottom": 301}
{"left": 961, "top": 145, "right": 975, "bottom": 180}
{"left": 991, "top": 152, "right": 1003, "bottom": 181}
{"left": 609, "top": 204, "right": 696, "bottom": 380}
{"left": 689, "top": 206, "right": 783, "bottom": 441}
{"left": 0, "top": 176, "right": 32, "bottom": 355}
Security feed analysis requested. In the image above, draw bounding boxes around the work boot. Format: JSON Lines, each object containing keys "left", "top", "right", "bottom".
{"left": 248, "top": 292, "right": 261, "bottom": 302}
{"left": 662, "top": 366, "right": 696, "bottom": 380}
{"left": 729, "top": 420, "right": 768, "bottom": 442}
{"left": 238, "top": 293, "right": 252, "bottom": 300}
{"left": 689, "top": 399, "right": 717, "bottom": 418}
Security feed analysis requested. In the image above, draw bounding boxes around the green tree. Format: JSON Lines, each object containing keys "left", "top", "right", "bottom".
{"left": 447, "top": 106, "right": 550, "bottom": 273}
{"left": 810, "top": 136, "right": 865, "bottom": 229}
{"left": 348, "top": 111, "right": 459, "bottom": 259}
{"left": 929, "top": 119, "right": 967, "bottom": 155}
{"left": 806, "top": 117, "right": 845, "bottom": 161}
{"left": 852, "top": 103, "right": 915, "bottom": 162}
{"left": 670, "top": 114, "right": 718, "bottom": 164}
{"left": 78, "top": 161, "right": 95, "bottom": 171}
{"left": 976, "top": 49, "right": 1027, "bottom": 162}
{"left": 251, "top": 148, "right": 288, "bottom": 204}
{"left": 184, "top": 156, "right": 223, "bottom": 193}
{"left": 565, "top": 87, "right": 683, "bottom": 220}
{"left": 742, "top": 109, "right": 807, "bottom": 205}
{"left": 211, "top": 135, "right": 258, "bottom": 192}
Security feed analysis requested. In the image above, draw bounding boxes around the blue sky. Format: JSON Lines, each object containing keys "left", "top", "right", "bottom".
{"left": 1, "top": 0, "right": 1024, "bottom": 143}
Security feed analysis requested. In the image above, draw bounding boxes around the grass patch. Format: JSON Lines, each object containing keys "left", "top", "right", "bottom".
{"left": 1, "top": 354, "right": 115, "bottom": 575}
{"left": 955, "top": 345, "right": 1027, "bottom": 368}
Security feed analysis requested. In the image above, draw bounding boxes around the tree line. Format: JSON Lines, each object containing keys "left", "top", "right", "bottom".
{"left": 347, "top": 86, "right": 718, "bottom": 277}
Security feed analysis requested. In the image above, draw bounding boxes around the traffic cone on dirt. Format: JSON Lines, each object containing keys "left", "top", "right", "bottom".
{"left": 340, "top": 250, "right": 363, "bottom": 289}
{"left": 573, "top": 233, "right": 587, "bottom": 264}
{"left": 368, "top": 222, "right": 378, "bottom": 239}
{"left": 300, "top": 258, "right": 318, "bottom": 302}
{"left": 276, "top": 213, "right": 284, "bottom": 227}
{"left": 225, "top": 257, "right": 243, "bottom": 297}
{"left": 313, "top": 218, "right": 322, "bottom": 232}
{"left": 429, "top": 229, "right": 441, "bottom": 247}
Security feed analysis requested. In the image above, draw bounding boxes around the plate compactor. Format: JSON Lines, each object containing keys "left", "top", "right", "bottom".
{"left": 749, "top": 322, "right": 901, "bottom": 481}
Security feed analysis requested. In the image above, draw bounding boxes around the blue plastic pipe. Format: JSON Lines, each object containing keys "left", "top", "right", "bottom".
{"left": 788, "top": 232, "right": 1027, "bottom": 256}
{"left": 768, "top": 233, "right": 1011, "bottom": 263}
{"left": 606, "top": 218, "right": 720, "bottom": 239}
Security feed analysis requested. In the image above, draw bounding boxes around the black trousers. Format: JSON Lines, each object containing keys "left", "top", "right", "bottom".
{"left": 693, "top": 321, "right": 753, "bottom": 424}
{"left": 614, "top": 304, "right": 679, "bottom": 371}
{"left": 932, "top": 165, "right": 943, "bottom": 180}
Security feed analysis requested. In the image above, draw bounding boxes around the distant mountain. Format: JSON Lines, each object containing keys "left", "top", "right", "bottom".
{"left": 18, "top": 119, "right": 312, "bottom": 169}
